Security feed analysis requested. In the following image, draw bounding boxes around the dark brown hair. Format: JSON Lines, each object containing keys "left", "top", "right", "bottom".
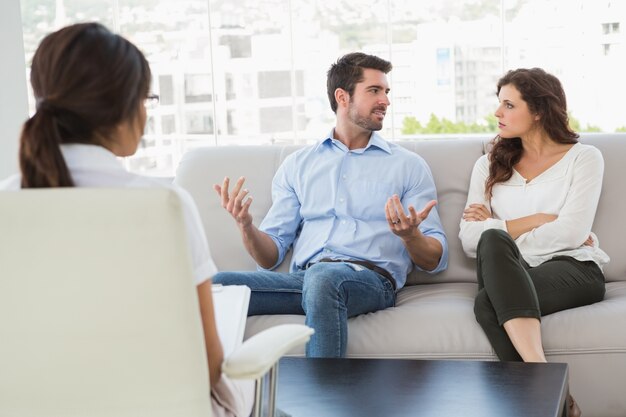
{"left": 485, "top": 68, "right": 579, "bottom": 198}
{"left": 19, "top": 22, "right": 151, "bottom": 188}
{"left": 326, "top": 52, "right": 392, "bottom": 114}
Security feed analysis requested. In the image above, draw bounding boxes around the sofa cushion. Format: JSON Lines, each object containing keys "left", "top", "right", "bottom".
{"left": 244, "top": 281, "right": 626, "bottom": 359}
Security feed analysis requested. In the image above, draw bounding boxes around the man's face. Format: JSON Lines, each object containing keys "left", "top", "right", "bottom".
{"left": 346, "top": 68, "right": 391, "bottom": 132}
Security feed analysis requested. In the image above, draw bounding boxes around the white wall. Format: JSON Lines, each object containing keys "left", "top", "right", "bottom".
{"left": 0, "top": 0, "right": 28, "bottom": 178}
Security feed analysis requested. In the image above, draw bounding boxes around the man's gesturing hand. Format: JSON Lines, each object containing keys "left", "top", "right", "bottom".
{"left": 213, "top": 176, "right": 253, "bottom": 228}
{"left": 386, "top": 194, "right": 437, "bottom": 240}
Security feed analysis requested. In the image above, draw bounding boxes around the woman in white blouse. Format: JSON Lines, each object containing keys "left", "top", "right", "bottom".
{"left": 1, "top": 23, "right": 253, "bottom": 417}
{"left": 459, "top": 68, "right": 608, "bottom": 417}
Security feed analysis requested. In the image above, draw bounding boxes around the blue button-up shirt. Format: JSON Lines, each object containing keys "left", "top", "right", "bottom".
{"left": 259, "top": 131, "right": 448, "bottom": 289}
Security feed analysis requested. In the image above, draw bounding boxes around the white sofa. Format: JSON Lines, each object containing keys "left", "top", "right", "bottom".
{"left": 175, "top": 133, "right": 626, "bottom": 417}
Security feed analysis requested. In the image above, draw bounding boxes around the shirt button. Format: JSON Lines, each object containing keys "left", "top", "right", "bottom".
{"left": 339, "top": 198, "right": 345, "bottom": 203}
{"left": 341, "top": 220, "right": 346, "bottom": 225}
{"left": 342, "top": 175, "right": 347, "bottom": 180}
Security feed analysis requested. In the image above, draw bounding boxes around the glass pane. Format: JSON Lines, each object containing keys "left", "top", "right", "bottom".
{"left": 21, "top": 0, "right": 117, "bottom": 114}
{"left": 504, "top": 0, "right": 626, "bottom": 132}
{"left": 118, "top": 0, "right": 214, "bottom": 175}
{"left": 24, "top": 1, "right": 626, "bottom": 178}
{"left": 210, "top": 0, "right": 294, "bottom": 145}
{"left": 389, "top": 0, "right": 502, "bottom": 138}
{"left": 291, "top": 0, "right": 389, "bottom": 142}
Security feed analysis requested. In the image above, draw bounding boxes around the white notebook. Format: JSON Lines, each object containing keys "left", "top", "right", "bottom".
{"left": 212, "top": 284, "right": 251, "bottom": 357}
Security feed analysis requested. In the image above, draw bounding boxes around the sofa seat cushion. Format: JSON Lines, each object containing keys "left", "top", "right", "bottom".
{"left": 541, "top": 281, "right": 626, "bottom": 355}
{"left": 244, "top": 282, "right": 626, "bottom": 359}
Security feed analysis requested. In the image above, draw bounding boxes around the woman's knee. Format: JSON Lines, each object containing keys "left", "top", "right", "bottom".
{"left": 478, "top": 228, "right": 509, "bottom": 247}
{"left": 477, "top": 229, "right": 516, "bottom": 257}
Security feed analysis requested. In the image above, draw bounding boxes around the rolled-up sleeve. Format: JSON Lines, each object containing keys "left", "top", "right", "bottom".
{"left": 258, "top": 156, "right": 302, "bottom": 270}
{"left": 405, "top": 157, "right": 449, "bottom": 274}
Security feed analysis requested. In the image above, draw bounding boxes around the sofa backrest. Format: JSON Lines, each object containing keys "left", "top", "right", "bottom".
{"left": 580, "top": 134, "right": 626, "bottom": 283}
{"left": 175, "top": 133, "right": 626, "bottom": 285}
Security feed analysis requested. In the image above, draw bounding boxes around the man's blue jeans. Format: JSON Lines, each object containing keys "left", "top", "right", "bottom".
{"left": 213, "top": 262, "right": 396, "bottom": 358}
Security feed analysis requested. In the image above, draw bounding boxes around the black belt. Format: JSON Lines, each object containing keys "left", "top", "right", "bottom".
{"left": 316, "top": 258, "right": 396, "bottom": 291}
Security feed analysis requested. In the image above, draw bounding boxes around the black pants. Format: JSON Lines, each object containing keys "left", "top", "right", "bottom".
{"left": 474, "top": 229, "right": 605, "bottom": 361}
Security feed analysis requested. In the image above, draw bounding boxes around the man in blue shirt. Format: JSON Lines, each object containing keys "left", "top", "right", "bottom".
{"left": 213, "top": 52, "right": 448, "bottom": 358}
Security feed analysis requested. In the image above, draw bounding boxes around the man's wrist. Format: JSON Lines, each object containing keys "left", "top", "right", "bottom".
{"left": 400, "top": 229, "right": 424, "bottom": 245}
{"left": 239, "top": 221, "right": 255, "bottom": 236}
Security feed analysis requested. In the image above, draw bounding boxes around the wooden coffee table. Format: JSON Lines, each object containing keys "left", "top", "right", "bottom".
{"left": 276, "top": 357, "right": 568, "bottom": 417}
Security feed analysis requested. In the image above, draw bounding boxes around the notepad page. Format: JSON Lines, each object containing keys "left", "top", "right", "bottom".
{"left": 212, "top": 284, "right": 251, "bottom": 357}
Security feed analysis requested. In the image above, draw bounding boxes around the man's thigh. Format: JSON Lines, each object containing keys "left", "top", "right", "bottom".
{"left": 214, "top": 270, "right": 305, "bottom": 316}
{"left": 303, "top": 262, "right": 395, "bottom": 317}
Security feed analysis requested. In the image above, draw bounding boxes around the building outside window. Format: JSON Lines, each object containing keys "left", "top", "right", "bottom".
{"left": 18, "top": 0, "right": 626, "bottom": 176}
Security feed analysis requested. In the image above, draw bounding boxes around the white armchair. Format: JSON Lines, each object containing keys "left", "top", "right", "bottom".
{"left": 0, "top": 188, "right": 312, "bottom": 417}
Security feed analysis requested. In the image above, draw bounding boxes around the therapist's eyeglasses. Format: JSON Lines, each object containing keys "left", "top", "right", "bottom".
{"left": 144, "top": 94, "right": 160, "bottom": 109}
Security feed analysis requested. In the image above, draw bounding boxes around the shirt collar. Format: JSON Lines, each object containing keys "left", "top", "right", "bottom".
{"left": 60, "top": 144, "right": 125, "bottom": 171}
{"left": 314, "top": 129, "right": 392, "bottom": 154}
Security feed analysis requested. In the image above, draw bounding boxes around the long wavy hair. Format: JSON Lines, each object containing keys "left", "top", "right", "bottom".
{"left": 485, "top": 68, "right": 579, "bottom": 198}
{"left": 19, "top": 22, "right": 151, "bottom": 188}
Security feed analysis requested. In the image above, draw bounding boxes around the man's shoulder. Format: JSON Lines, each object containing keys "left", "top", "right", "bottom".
{"left": 386, "top": 142, "right": 430, "bottom": 166}
{"left": 280, "top": 140, "right": 327, "bottom": 165}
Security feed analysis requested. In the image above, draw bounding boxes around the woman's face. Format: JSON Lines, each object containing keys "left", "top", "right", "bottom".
{"left": 110, "top": 101, "right": 146, "bottom": 157}
{"left": 494, "top": 84, "right": 539, "bottom": 139}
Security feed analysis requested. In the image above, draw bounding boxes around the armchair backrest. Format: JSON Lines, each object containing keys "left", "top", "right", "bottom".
{"left": 0, "top": 188, "right": 211, "bottom": 417}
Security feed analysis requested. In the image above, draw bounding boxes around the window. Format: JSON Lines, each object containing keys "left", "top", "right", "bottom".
{"left": 185, "top": 74, "right": 212, "bottom": 103}
{"left": 19, "top": 0, "right": 626, "bottom": 176}
{"left": 161, "top": 115, "right": 176, "bottom": 135}
{"left": 260, "top": 106, "right": 292, "bottom": 133}
{"left": 219, "top": 35, "right": 252, "bottom": 59}
{"left": 603, "top": 22, "right": 620, "bottom": 35}
{"left": 185, "top": 112, "right": 213, "bottom": 134}
{"left": 258, "top": 71, "right": 292, "bottom": 99}
{"left": 158, "top": 75, "right": 174, "bottom": 106}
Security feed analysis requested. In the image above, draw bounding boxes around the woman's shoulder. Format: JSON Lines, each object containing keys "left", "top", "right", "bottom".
{"left": 472, "top": 153, "right": 490, "bottom": 173}
{"left": 571, "top": 142, "right": 604, "bottom": 166}
{"left": 0, "top": 174, "right": 21, "bottom": 190}
{"left": 574, "top": 142, "right": 603, "bottom": 156}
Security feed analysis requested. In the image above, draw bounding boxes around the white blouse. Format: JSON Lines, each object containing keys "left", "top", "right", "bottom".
{"left": 459, "top": 142, "right": 610, "bottom": 268}
{"left": 0, "top": 144, "right": 217, "bottom": 284}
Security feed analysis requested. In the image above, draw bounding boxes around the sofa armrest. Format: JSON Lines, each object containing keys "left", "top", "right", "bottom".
{"left": 222, "top": 324, "right": 314, "bottom": 380}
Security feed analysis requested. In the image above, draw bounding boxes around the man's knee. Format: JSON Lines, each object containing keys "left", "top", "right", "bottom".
{"left": 302, "top": 263, "right": 345, "bottom": 307}
{"left": 212, "top": 271, "right": 246, "bottom": 286}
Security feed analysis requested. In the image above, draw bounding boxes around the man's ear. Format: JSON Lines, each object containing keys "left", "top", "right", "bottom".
{"left": 335, "top": 88, "right": 349, "bottom": 108}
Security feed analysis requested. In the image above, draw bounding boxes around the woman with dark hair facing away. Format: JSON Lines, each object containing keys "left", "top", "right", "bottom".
{"left": 459, "top": 68, "right": 609, "bottom": 417}
{"left": 0, "top": 23, "right": 253, "bottom": 417}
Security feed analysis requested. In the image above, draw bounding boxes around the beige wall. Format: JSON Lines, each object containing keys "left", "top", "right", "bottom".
{"left": 0, "top": 0, "right": 28, "bottom": 179}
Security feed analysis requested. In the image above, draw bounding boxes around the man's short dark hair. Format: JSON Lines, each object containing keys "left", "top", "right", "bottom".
{"left": 326, "top": 52, "right": 392, "bottom": 114}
